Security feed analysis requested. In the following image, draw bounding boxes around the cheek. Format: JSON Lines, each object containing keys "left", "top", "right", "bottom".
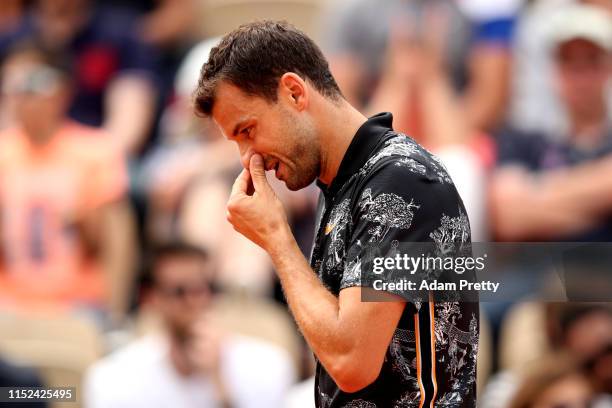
{"left": 15, "top": 99, "right": 37, "bottom": 118}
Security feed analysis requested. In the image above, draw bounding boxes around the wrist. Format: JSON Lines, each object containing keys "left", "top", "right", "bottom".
{"left": 266, "top": 223, "right": 297, "bottom": 262}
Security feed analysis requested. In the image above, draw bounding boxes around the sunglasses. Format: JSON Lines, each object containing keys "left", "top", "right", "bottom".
{"left": 2, "top": 66, "right": 63, "bottom": 96}
{"left": 157, "top": 282, "right": 211, "bottom": 299}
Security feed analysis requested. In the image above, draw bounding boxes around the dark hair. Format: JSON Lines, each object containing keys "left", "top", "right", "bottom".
{"left": 147, "top": 242, "right": 210, "bottom": 285}
{"left": 152, "top": 242, "right": 209, "bottom": 265}
{"left": 194, "top": 20, "right": 342, "bottom": 116}
{"left": 1, "top": 39, "right": 74, "bottom": 79}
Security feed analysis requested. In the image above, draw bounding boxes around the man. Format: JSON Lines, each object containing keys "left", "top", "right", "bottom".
{"left": 322, "top": 0, "right": 518, "bottom": 132}
{"left": 194, "top": 21, "right": 479, "bottom": 407}
{"left": 491, "top": 4, "right": 612, "bottom": 241}
{"left": 0, "top": 42, "right": 133, "bottom": 321}
{"left": 84, "top": 242, "right": 295, "bottom": 408}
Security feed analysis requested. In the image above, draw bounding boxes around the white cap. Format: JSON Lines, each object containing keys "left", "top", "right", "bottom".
{"left": 175, "top": 37, "right": 222, "bottom": 100}
{"left": 548, "top": 4, "right": 612, "bottom": 52}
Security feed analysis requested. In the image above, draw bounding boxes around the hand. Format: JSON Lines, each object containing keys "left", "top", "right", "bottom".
{"left": 226, "top": 154, "right": 290, "bottom": 253}
{"left": 186, "top": 313, "right": 224, "bottom": 375}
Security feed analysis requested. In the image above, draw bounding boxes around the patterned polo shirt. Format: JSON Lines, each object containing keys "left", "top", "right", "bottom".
{"left": 311, "top": 112, "right": 479, "bottom": 407}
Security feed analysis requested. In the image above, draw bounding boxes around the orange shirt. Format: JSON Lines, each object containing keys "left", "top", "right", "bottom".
{"left": 0, "top": 122, "right": 127, "bottom": 311}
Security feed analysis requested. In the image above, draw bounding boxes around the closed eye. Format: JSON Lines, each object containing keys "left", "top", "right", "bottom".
{"left": 241, "top": 126, "right": 253, "bottom": 138}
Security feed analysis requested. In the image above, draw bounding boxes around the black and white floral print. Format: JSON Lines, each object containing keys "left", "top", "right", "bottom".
{"left": 311, "top": 113, "right": 479, "bottom": 408}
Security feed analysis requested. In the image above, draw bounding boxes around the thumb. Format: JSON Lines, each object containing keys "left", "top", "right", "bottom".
{"left": 249, "top": 154, "right": 270, "bottom": 193}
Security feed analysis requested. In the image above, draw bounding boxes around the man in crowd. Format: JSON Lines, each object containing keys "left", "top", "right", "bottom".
{"left": 322, "top": 0, "right": 519, "bottom": 132}
{"left": 0, "top": 42, "right": 133, "bottom": 321}
{"left": 84, "top": 242, "right": 295, "bottom": 408}
{"left": 491, "top": 4, "right": 612, "bottom": 241}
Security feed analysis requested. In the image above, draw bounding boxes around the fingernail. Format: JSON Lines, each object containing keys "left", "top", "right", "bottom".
{"left": 251, "top": 154, "right": 263, "bottom": 166}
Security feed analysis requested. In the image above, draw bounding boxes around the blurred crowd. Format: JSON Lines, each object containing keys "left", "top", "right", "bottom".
{"left": 0, "top": 0, "right": 610, "bottom": 407}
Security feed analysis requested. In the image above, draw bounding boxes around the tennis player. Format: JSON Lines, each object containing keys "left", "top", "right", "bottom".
{"left": 194, "top": 21, "right": 479, "bottom": 407}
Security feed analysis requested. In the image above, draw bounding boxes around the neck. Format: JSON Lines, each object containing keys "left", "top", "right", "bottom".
{"left": 316, "top": 98, "right": 367, "bottom": 186}
{"left": 24, "top": 121, "right": 62, "bottom": 147}
{"left": 168, "top": 335, "right": 195, "bottom": 377}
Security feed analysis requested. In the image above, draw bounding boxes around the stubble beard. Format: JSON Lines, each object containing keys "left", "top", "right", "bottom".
{"left": 282, "top": 114, "right": 320, "bottom": 191}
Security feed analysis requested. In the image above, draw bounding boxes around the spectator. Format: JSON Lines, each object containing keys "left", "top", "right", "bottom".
{"left": 490, "top": 3, "right": 612, "bottom": 241}
{"left": 322, "top": 0, "right": 520, "bottom": 133}
{"left": 480, "top": 304, "right": 612, "bottom": 408}
{"left": 508, "top": 354, "right": 596, "bottom": 408}
{"left": 0, "top": 0, "right": 158, "bottom": 155}
{"left": 0, "top": 42, "right": 134, "bottom": 322}
{"left": 549, "top": 304, "right": 612, "bottom": 400}
{"left": 509, "top": 0, "right": 612, "bottom": 137}
{"left": 84, "top": 242, "right": 296, "bottom": 408}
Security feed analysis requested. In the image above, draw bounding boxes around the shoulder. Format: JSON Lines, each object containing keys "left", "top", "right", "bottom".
{"left": 85, "top": 336, "right": 167, "bottom": 391}
{"left": 0, "top": 128, "right": 31, "bottom": 167}
{"left": 361, "top": 132, "right": 454, "bottom": 184}
{"left": 350, "top": 134, "right": 470, "bottom": 239}
{"left": 91, "top": 336, "right": 166, "bottom": 374}
{"left": 224, "top": 335, "right": 294, "bottom": 372}
{"left": 84, "top": 336, "right": 167, "bottom": 407}
{"left": 355, "top": 133, "right": 462, "bottom": 209}
{"left": 222, "top": 335, "right": 296, "bottom": 397}
{"left": 60, "top": 123, "right": 123, "bottom": 161}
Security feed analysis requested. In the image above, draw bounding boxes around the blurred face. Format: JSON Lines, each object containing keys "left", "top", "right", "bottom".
{"left": 581, "top": 0, "right": 612, "bottom": 13}
{"left": 565, "top": 311, "right": 612, "bottom": 359}
{"left": 555, "top": 39, "right": 611, "bottom": 118}
{"left": 211, "top": 81, "right": 320, "bottom": 191}
{"left": 153, "top": 256, "right": 212, "bottom": 341}
{"left": 35, "top": 0, "right": 89, "bottom": 46}
{"left": 532, "top": 374, "right": 594, "bottom": 408}
{"left": 1, "top": 53, "right": 70, "bottom": 142}
{"left": 565, "top": 311, "right": 612, "bottom": 392}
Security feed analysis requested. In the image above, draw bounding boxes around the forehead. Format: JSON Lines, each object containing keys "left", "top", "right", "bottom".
{"left": 3, "top": 52, "right": 42, "bottom": 72}
{"left": 210, "top": 81, "right": 271, "bottom": 135}
{"left": 557, "top": 39, "right": 607, "bottom": 58}
{"left": 155, "top": 255, "right": 210, "bottom": 283}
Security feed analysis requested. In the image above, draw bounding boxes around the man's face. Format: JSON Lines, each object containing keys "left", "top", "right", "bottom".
{"left": 211, "top": 81, "right": 320, "bottom": 191}
{"left": 1, "top": 54, "right": 70, "bottom": 142}
{"left": 35, "top": 0, "right": 89, "bottom": 46}
{"left": 153, "top": 256, "right": 212, "bottom": 341}
{"left": 555, "top": 39, "right": 611, "bottom": 116}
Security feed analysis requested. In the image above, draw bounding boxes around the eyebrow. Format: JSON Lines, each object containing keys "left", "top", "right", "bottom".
{"left": 232, "top": 117, "right": 251, "bottom": 138}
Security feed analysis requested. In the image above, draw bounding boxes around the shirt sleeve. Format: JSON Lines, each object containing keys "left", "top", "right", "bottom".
{"left": 495, "top": 128, "right": 549, "bottom": 171}
{"left": 340, "top": 154, "right": 471, "bottom": 290}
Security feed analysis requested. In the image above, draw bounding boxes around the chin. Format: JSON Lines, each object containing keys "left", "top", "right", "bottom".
{"left": 285, "top": 176, "right": 315, "bottom": 191}
{"left": 286, "top": 182, "right": 303, "bottom": 192}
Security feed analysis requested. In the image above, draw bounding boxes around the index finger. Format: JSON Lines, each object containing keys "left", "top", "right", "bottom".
{"left": 230, "top": 169, "right": 251, "bottom": 197}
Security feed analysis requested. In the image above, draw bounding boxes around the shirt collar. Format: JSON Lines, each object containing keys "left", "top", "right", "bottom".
{"left": 317, "top": 112, "right": 394, "bottom": 196}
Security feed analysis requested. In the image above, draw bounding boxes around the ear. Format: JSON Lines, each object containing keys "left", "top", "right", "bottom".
{"left": 278, "top": 72, "right": 308, "bottom": 111}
